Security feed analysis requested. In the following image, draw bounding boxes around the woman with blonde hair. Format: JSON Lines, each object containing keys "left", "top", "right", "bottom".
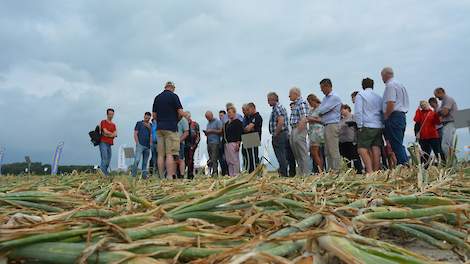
{"left": 306, "top": 94, "right": 324, "bottom": 173}
{"left": 223, "top": 107, "right": 244, "bottom": 176}
{"left": 413, "top": 100, "right": 442, "bottom": 167}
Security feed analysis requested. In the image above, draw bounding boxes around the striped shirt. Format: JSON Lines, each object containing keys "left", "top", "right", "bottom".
{"left": 269, "top": 103, "right": 289, "bottom": 134}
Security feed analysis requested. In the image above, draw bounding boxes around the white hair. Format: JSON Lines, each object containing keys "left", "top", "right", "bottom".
{"left": 289, "top": 87, "right": 301, "bottom": 96}
{"left": 381, "top": 67, "right": 394, "bottom": 76}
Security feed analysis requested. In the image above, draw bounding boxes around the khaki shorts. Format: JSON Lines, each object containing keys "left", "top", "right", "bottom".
{"left": 357, "top": 128, "right": 383, "bottom": 149}
{"left": 157, "top": 130, "right": 180, "bottom": 157}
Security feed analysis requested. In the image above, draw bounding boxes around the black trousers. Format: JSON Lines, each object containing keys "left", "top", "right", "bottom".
{"left": 185, "top": 145, "right": 196, "bottom": 179}
{"left": 219, "top": 142, "right": 229, "bottom": 176}
{"left": 286, "top": 138, "right": 296, "bottom": 177}
{"left": 339, "top": 142, "right": 363, "bottom": 173}
{"left": 245, "top": 147, "right": 260, "bottom": 173}
{"left": 419, "top": 138, "right": 442, "bottom": 167}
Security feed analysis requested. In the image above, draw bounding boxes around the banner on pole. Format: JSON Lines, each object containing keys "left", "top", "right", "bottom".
{"left": 0, "top": 147, "right": 4, "bottom": 175}
{"left": 51, "top": 142, "right": 64, "bottom": 176}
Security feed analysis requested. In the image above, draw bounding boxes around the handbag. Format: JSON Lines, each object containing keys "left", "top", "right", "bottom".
{"left": 89, "top": 125, "right": 101, "bottom": 146}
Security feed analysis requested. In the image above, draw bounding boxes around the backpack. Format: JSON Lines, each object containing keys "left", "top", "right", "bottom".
{"left": 89, "top": 125, "right": 101, "bottom": 146}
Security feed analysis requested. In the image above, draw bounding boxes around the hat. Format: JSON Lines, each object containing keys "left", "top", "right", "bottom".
{"left": 164, "top": 81, "right": 175, "bottom": 89}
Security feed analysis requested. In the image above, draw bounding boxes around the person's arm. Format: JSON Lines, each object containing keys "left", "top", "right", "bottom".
{"left": 275, "top": 115, "right": 284, "bottom": 136}
{"left": 102, "top": 127, "right": 116, "bottom": 138}
{"left": 384, "top": 102, "right": 395, "bottom": 120}
{"left": 177, "top": 108, "right": 186, "bottom": 118}
{"left": 439, "top": 99, "right": 452, "bottom": 117}
{"left": 152, "top": 97, "right": 158, "bottom": 120}
{"left": 383, "top": 86, "right": 396, "bottom": 120}
{"left": 181, "top": 130, "right": 189, "bottom": 142}
{"left": 134, "top": 130, "right": 139, "bottom": 145}
{"left": 194, "top": 124, "right": 201, "bottom": 146}
{"left": 413, "top": 109, "right": 420, "bottom": 123}
{"left": 318, "top": 96, "right": 341, "bottom": 116}
{"left": 236, "top": 121, "right": 244, "bottom": 151}
{"left": 297, "top": 103, "right": 308, "bottom": 130}
{"left": 245, "top": 123, "right": 255, "bottom": 132}
{"left": 354, "top": 94, "right": 364, "bottom": 128}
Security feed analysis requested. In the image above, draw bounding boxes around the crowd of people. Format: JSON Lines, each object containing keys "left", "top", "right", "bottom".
{"left": 96, "top": 67, "right": 459, "bottom": 178}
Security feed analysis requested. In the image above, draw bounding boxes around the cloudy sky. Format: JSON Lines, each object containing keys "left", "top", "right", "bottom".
{"left": 1, "top": 1, "right": 469, "bottom": 168}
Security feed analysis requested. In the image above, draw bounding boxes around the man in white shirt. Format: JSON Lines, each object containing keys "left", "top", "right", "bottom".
{"left": 382, "top": 67, "right": 410, "bottom": 165}
{"left": 355, "top": 78, "right": 384, "bottom": 173}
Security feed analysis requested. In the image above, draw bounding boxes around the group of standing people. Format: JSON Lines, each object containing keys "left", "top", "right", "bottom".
{"left": 97, "top": 67, "right": 458, "bottom": 178}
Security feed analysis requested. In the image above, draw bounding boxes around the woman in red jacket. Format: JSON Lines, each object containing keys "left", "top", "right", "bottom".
{"left": 413, "top": 100, "right": 443, "bottom": 166}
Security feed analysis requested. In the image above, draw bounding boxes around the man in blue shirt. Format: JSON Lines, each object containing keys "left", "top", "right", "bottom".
{"left": 152, "top": 81, "right": 186, "bottom": 179}
{"left": 318, "top": 78, "right": 342, "bottom": 172}
{"left": 149, "top": 119, "right": 158, "bottom": 177}
{"left": 131, "top": 112, "right": 152, "bottom": 179}
{"left": 204, "top": 111, "right": 223, "bottom": 176}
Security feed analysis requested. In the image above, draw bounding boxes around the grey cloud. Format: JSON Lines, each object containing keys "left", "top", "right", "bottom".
{"left": 1, "top": 0, "right": 469, "bottom": 166}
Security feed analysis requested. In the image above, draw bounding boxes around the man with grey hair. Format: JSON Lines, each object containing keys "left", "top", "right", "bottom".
{"left": 204, "top": 111, "right": 223, "bottom": 176}
{"left": 268, "top": 92, "right": 289, "bottom": 176}
{"left": 381, "top": 67, "right": 410, "bottom": 165}
{"left": 434, "top": 87, "right": 458, "bottom": 159}
{"left": 288, "top": 87, "right": 309, "bottom": 176}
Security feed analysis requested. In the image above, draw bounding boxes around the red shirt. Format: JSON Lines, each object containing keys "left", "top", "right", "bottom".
{"left": 413, "top": 109, "right": 440, "bottom": 140}
{"left": 100, "top": 120, "right": 116, "bottom": 145}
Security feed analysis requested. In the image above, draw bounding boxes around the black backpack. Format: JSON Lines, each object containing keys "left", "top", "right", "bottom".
{"left": 89, "top": 125, "right": 101, "bottom": 146}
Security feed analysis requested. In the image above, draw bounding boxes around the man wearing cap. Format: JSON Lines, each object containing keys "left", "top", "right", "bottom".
{"left": 152, "top": 81, "right": 186, "bottom": 179}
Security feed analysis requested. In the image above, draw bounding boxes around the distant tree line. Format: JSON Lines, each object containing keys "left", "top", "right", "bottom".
{"left": 0, "top": 162, "right": 94, "bottom": 175}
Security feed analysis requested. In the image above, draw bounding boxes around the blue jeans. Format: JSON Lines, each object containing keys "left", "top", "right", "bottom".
{"left": 272, "top": 131, "right": 288, "bottom": 176}
{"left": 149, "top": 143, "right": 158, "bottom": 176}
{"left": 131, "top": 143, "right": 150, "bottom": 178}
{"left": 385, "top": 111, "right": 409, "bottom": 165}
{"left": 99, "top": 142, "right": 112, "bottom": 176}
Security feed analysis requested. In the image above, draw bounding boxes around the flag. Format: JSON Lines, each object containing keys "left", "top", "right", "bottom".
{"left": 0, "top": 147, "right": 4, "bottom": 175}
{"left": 52, "top": 142, "right": 64, "bottom": 175}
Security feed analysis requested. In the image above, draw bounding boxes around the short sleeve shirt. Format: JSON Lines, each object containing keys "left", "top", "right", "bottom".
{"left": 206, "top": 119, "right": 223, "bottom": 144}
{"left": 382, "top": 79, "right": 409, "bottom": 113}
{"left": 100, "top": 120, "right": 116, "bottom": 145}
{"left": 246, "top": 112, "right": 263, "bottom": 138}
{"left": 439, "top": 95, "right": 458, "bottom": 122}
{"left": 152, "top": 90, "right": 183, "bottom": 132}
{"left": 135, "top": 121, "right": 151, "bottom": 148}
{"left": 177, "top": 117, "right": 189, "bottom": 138}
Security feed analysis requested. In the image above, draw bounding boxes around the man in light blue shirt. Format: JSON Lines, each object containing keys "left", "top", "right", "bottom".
{"left": 204, "top": 111, "right": 223, "bottom": 176}
{"left": 382, "top": 67, "right": 410, "bottom": 165}
{"left": 319, "top": 78, "right": 342, "bottom": 171}
{"left": 355, "top": 78, "right": 384, "bottom": 174}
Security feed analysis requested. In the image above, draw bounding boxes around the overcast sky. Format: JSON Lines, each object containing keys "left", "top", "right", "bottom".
{"left": 1, "top": 1, "right": 469, "bottom": 168}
